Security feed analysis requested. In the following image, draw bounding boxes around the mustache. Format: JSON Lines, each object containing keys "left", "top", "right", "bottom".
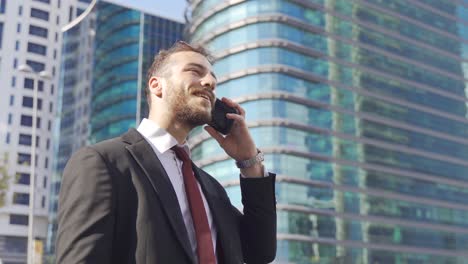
{"left": 192, "top": 88, "right": 215, "bottom": 103}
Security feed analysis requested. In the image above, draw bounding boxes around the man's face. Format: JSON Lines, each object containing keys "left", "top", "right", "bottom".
{"left": 162, "top": 51, "right": 217, "bottom": 127}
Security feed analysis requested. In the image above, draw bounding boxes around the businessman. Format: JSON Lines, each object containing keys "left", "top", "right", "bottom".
{"left": 55, "top": 41, "right": 276, "bottom": 263}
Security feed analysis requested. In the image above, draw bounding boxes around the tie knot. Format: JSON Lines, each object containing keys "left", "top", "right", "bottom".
{"left": 172, "top": 146, "right": 191, "bottom": 162}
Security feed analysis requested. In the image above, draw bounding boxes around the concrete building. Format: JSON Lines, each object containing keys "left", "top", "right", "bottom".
{"left": 0, "top": 0, "right": 90, "bottom": 263}
{"left": 188, "top": 0, "right": 468, "bottom": 263}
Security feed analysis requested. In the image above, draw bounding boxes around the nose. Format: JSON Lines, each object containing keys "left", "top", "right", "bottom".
{"left": 201, "top": 73, "right": 216, "bottom": 91}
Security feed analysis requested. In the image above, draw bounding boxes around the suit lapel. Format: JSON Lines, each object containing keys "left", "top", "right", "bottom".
{"left": 193, "top": 166, "right": 242, "bottom": 264}
{"left": 123, "top": 129, "right": 195, "bottom": 263}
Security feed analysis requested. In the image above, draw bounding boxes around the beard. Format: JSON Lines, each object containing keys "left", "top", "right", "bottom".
{"left": 166, "top": 81, "right": 212, "bottom": 128}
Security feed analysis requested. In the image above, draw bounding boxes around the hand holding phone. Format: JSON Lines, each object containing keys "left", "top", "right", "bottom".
{"left": 209, "top": 98, "right": 238, "bottom": 135}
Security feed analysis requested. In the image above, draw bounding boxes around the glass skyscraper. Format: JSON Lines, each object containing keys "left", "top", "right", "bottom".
{"left": 90, "top": 1, "right": 184, "bottom": 143}
{"left": 48, "top": 1, "right": 183, "bottom": 261}
{"left": 189, "top": 0, "right": 468, "bottom": 263}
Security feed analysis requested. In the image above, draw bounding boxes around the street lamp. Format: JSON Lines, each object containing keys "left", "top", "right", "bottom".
{"left": 18, "top": 64, "right": 52, "bottom": 264}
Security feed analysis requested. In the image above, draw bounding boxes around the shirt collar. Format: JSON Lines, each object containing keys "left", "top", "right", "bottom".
{"left": 137, "top": 118, "right": 191, "bottom": 156}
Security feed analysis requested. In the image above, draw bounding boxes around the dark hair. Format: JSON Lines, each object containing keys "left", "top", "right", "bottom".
{"left": 145, "top": 41, "right": 213, "bottom": 107}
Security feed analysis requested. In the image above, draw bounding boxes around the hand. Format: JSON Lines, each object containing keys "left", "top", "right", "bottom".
{"left": 204, "top": 97, "right": 258, "bottom": 161}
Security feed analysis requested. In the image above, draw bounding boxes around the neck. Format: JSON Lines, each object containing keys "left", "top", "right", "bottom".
{"left": 148, "top": 110, "right": 192, "bottom": 144}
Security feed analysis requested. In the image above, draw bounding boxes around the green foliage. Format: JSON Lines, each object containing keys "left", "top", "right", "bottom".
{"left": 0, "top": 152, "right": 11, "bottom": 207}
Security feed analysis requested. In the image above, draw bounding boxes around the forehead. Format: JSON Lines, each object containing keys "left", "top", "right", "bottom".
{"left": 168, "top": 51, "right": 212, "bottom": 70}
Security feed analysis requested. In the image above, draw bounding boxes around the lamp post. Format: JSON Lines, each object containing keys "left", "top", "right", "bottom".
{"left": 18, "top": 64, "right": 52, "bottom": 264}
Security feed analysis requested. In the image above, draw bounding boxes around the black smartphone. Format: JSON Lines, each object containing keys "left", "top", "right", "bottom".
{"left": 209, "top": 98, "right": 238, "bottom": 135}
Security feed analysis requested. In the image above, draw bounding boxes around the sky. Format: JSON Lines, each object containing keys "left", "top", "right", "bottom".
{"left": 107, "top": 0, "right": 188, "bottom": 22}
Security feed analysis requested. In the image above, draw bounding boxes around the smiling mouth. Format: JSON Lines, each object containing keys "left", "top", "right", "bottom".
{"left": 194, "top": 92, "right": 212, "bottom": 103}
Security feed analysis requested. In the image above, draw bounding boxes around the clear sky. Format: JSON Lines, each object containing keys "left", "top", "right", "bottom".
{"left": 107, "top": 0, "right": 188, "bottom": 22}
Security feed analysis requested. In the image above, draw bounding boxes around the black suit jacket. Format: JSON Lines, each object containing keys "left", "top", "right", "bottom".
{"left": 56, "top": 128, "right": 276, "bottom": 263}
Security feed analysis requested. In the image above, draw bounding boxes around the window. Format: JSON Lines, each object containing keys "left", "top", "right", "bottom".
{"left": 68, "top": 6, "right": 72, "bottom": 22}
{"left": 27, "top": 42, "right": 47, "bottom": 55}
{"left": 13, "top": 193, "right": 29, "bottom": 205}
{"left": 33, "top": 0, "right": 50, "bottom": 3}
{"left": 29, "top": 25, "right": 48, "bottom": 38}
{"left": 51, "top": 84, "right": 54, "bottom": 94}
{"left": 15, "top": 41, "right": 19, "bottom": 51}
{"left": 0, "top": 0, "right": 5, "bottom": 13}
{"left": 24, "top": 78, "right": 34, "bottom": 89}
{"left": 4, "top": 236, "right": 27, "bottom": 253}
{"left": 36, "top": 136, "right": 39, "bottom": 147}
{"left": 44, "top": 157, "right": 48, "bottom": 169}
{"left": 20, "top": 115, "right": 32, "bottom": 126}
{"left": 11, "top": 76, "right": 16, "bottom": 87}
{"left": 22, "top": 96, "right": 33, "bottom": 107}
{"left": 37, "top": 117, "right": 41, "bottom": 128}
{"left": 26, "top": 60, "right": 45, "bottom": 72}
{"left": 53, "top": 49, "right": 57, "bottom": 59}
{"left": 0, "top": 23, "right": 3, "bottom": 49}
{"left": 43, "top": 176, "right": 47, "bottom": 188}
{"left": 7, "top": 113, "right": 12, "bottom": 124}
{"left": 41, "top": 196, "right": 46, "bottom": 208}
{"left": 46, "top": 138, "right": 50, "bottom": 150}
{"left": 47, "top": 120, "right": 51, "bottom": 131}
{"left": 16, "top": 173, "right": 30, "bottom": 185}
{"left": 17, "top": 153, "right": 31, "bottom": 165}
{"left": 5, "top": 133, "right": 10, "bottom": 144}
{"left": 13, "top": 58, "right": 17, "bottom": 68}
{"left": 19, "top": 134, "right": 32, "bottom": 146}
{"left": 10, "top": 214, "right": 28, "bottom": 225}
{"left": 9, "top": 95, "right": 14, "bottom": 106}
{"left": 49, "top": 102, "right": 53, "bottom": 113}
{"left": 16, "top": 23, "right": 21, "bottom": 33}
{"left": 18, "top": 5, "right": 22, "bottom": 15}
{"left": 30, "top": 8, "right": 49, "bottom": 21}
{"left": 38, "top": 80, "right": 44, "bottom": 91}
{"left": 77, "top": 8, "right": 85, "bottom": 16}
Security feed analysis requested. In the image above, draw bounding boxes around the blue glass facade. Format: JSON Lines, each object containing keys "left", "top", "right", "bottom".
{"left": 90, "top": 2, "right": 184, "bottom": 143}
{"left": 190, "top": 0, "right": 468, "bottom": 262}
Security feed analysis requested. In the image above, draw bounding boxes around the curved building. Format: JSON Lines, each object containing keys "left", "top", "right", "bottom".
{"left": 90, "top": 1, "right": 184, "bottom": 143}
{"left": 189, "top": 0, "right": 468, "bottom": 263}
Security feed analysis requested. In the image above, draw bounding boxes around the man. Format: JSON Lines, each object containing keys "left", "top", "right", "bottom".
{"left": 55, "top": 41, "right": 276, "bottom": 263}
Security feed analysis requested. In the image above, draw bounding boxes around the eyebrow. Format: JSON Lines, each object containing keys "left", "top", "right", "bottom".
{"left": 185, "top": 63, "right": 217, "bottom": 80}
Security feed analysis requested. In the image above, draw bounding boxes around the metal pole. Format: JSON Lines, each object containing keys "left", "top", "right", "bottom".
{"left": 28, "top": 76, "right": 39, "bottom": 264}
{"left": 27, "top": 76, "right": 38, "bottom": 264}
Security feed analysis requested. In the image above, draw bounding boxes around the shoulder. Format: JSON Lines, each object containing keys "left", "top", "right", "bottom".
{"left": 71, "top": 129, "right": 143, "bottom": 162}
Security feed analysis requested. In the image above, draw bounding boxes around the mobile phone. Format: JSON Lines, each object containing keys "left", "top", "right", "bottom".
{"left": 209, "top": 98, "right": 238, "bottom": 135}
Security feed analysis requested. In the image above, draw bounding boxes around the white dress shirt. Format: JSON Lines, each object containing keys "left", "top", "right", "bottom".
{"left": 137, "top": 118, "right": 217, "bottom": 262}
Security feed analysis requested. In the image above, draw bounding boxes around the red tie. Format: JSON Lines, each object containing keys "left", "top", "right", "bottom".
{"left": 172, "top": 146, "right": 216, "bottom": 264}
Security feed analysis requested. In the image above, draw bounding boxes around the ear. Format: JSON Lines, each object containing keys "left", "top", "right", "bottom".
{"left": 148, "top": 76, "right": 163, "bottom": 98}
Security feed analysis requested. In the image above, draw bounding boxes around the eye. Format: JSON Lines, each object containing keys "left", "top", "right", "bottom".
{"left": 187, "top": 68, "right": 201, "bottom": 75}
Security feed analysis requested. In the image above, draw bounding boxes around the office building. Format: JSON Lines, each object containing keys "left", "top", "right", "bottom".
{"left": 0, "top": 0, "right": 90, "bottom": 263}
{"left": 188, "top": 0, "right": 468, "bottom": 263}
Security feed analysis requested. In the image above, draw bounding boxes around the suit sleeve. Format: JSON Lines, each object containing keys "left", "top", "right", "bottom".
{"left": 55, "top": 146, "right": 115, "bottom": 264}
{"left": 237, "top": 173, "right": 277, "bottom": 263}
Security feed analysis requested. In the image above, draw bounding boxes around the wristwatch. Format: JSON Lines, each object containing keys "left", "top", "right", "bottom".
{"left": 235, "top": 149, "right": 264, "bottom": 169}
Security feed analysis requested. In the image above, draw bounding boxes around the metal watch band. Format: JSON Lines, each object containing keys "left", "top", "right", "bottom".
{"left": 235, "top": 149, "right": 264, "bottom": 169}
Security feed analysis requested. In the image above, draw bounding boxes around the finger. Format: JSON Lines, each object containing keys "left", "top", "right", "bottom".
{"left": 226, "top": 113, "right": 245, "bottom": 122}
{"left": 222, "top": 97, "right": 245, "bottom": 116}
{"left": 204, "top": 126, "right": 225, "bottom": 143}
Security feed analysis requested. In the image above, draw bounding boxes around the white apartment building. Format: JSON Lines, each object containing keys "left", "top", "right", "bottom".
{"left": 0, "top": 1, "right": 90, "bottom": 263}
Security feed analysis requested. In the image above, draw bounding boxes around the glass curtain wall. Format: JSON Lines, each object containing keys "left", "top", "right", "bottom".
{"left": 189, "top": 0, "right": 468, "bottom": 263}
